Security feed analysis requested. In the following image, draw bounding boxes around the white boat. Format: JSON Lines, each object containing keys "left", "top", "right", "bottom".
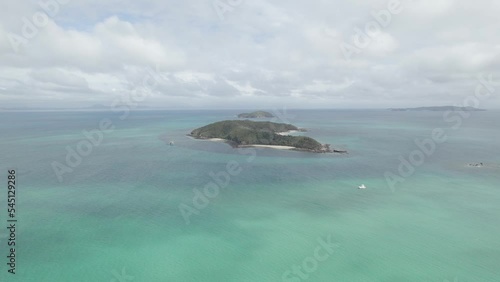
{"left": 358, "top": 184, "right": 366, "bottom": 189}
{"left": 169, "top": 141, "right": 175, "bottom": 146}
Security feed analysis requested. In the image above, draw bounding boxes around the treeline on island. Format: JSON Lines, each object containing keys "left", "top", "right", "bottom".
{"left": 189, "top": 120, "right": 330, "bottom": 152}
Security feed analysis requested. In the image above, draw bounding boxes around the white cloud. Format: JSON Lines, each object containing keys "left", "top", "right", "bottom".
{"left": 365, "top": 32, "right": 399, "bottom": 57}
{"left": 302, "top": 78, "right": 355, "bottom": 94}
{"left": 0, "top": 0, "right": 499, "bottom": 109}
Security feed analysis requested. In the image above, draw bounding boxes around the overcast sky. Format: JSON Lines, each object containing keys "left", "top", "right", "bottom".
{"left": 0, "top": 0, "right": 499, "bottom": 109}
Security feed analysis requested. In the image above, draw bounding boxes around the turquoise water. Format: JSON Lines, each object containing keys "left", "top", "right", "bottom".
{"left": 0, "top": 110, "right": 499, "bottom": 281}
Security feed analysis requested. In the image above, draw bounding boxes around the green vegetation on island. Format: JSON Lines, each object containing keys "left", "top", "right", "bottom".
{"left": 237, "top": 111, "right": 275, "bottom": 118}
{"left": 189, "top": 120, "right": 335, "bottom": 153}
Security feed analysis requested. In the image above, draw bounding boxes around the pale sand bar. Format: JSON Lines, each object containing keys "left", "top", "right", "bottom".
{"left": 277, "top": 130, "right": 299, "bottom": 136}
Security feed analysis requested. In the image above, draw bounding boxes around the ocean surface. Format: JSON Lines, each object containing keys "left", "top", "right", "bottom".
{"left": 0, "top": 109, "right": 499, "bottom": 282}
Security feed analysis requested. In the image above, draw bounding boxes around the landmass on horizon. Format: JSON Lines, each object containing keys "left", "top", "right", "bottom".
{"left": 389, "top": 106, "right": 486, "bottom": 111}
{"left": 237, "top": 111, "right": 275, "bottom": 118}
{"left": 188, "top": 120, "right": 340, "bottom": 153}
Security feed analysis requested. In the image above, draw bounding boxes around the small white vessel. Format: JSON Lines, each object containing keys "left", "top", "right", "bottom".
{"left": 358, "top": 184, "right": 366, "bottom": 189}
{"left": 169, "top": 141, "right": 175, "bottom": 146}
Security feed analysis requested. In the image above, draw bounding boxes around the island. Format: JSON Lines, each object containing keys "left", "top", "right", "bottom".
{"left": 389, "top": 106, "right": 486, "bottom": 112}
{"left": 189, "top": 120, "right": 339, "bottom": 153}
{"left": 237, "top": 111, "right": 275, "bottom": 118}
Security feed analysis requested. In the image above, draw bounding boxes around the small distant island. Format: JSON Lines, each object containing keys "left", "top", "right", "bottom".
{"left": 189, "top": 120, "right": 339, "bottom": 153}
{"left": 237, "top": 111, "right": 275, "bottom": 118}
{"left": 389, "top": 106, "right": 486, "bottom": 112}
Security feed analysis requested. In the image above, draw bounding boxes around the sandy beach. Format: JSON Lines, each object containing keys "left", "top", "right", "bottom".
{"left": 239, "top": 144, "right": 296, "bottom": 150}
{"left": 187, "top": 136, "right": 227, "bottom": 142}
{"left": 196, "top": 137, "right": 296, "bottom": 150}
